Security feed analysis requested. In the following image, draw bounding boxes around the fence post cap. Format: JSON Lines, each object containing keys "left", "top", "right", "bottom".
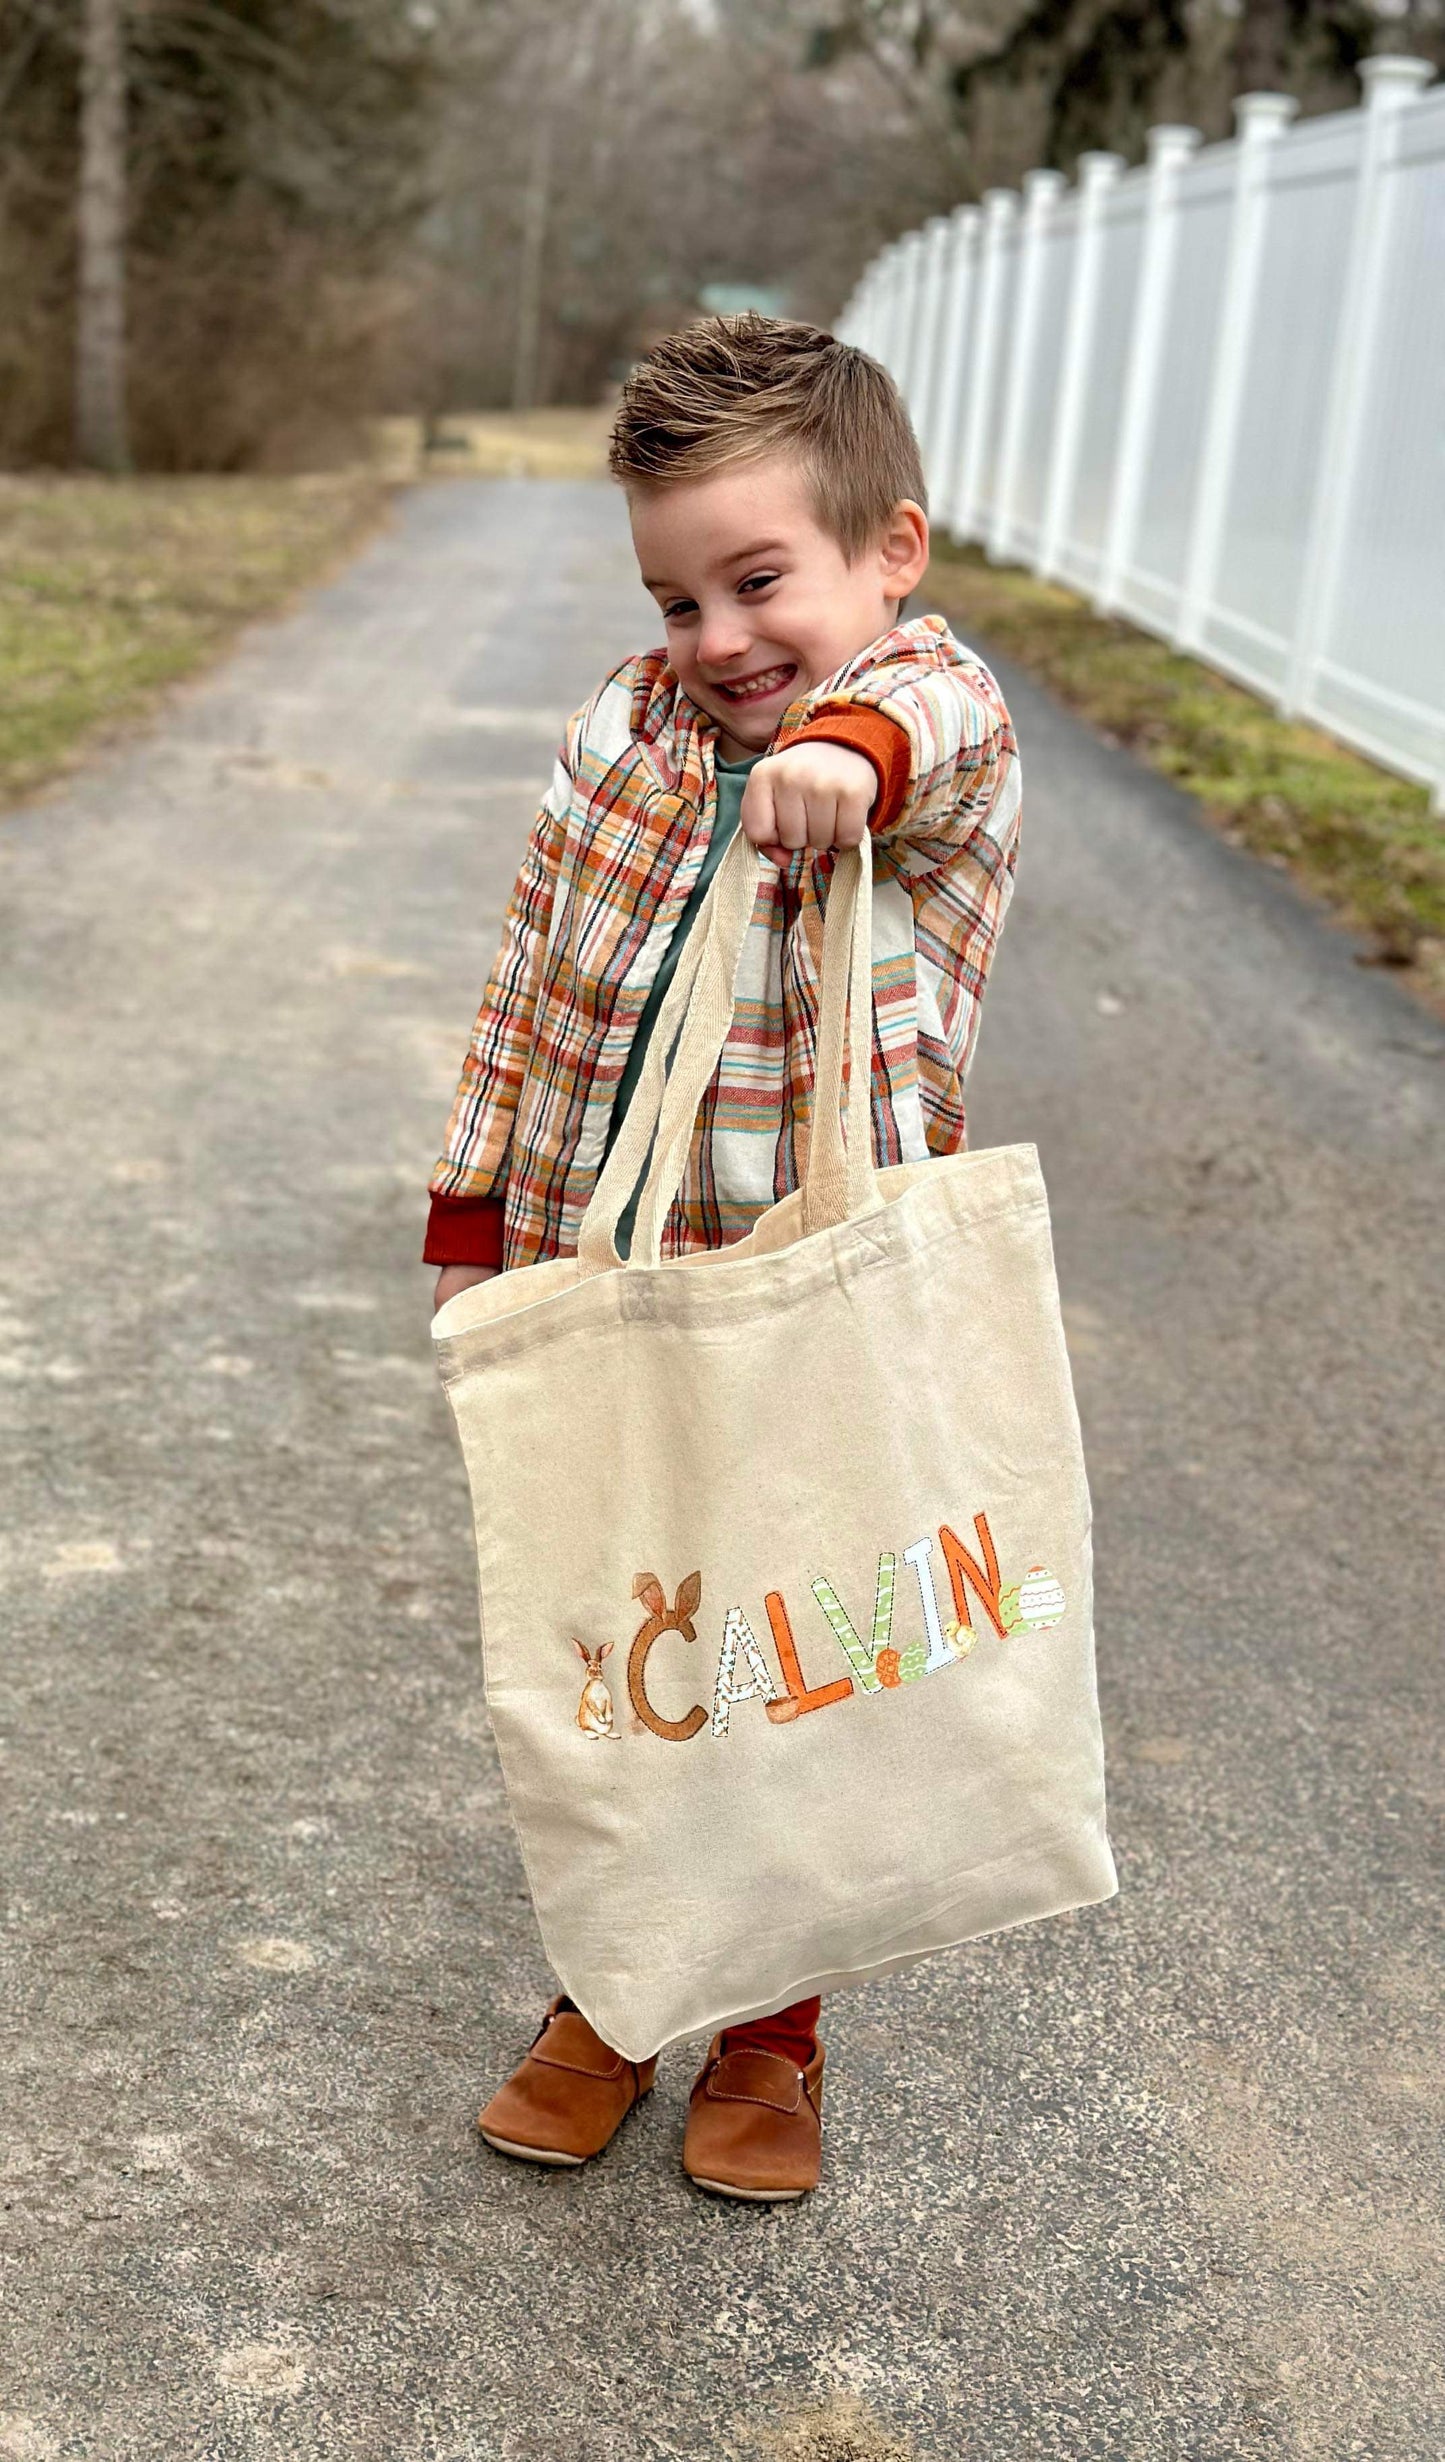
{"left": 982, "top": 187, "right": 1020, "bottom": 219}
{"left": 1076, "top": 149, "right": 1126, "bottom": 184}
{"left": 1359, "top": 53, "right": 1435, "bottom": 106}
{"left": 1023, "top": 166, "right": 1068, "bottom": 200}
{"left": 1144, "top": 123, "right": 1203, "bottom": 166}
{"left": 1233, "top": 90, "right": 1300, "bottom": 136}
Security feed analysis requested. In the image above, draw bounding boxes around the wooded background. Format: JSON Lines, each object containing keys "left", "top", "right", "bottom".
{"left": 3, "top": 0, "right": 1443, "bottom": 472}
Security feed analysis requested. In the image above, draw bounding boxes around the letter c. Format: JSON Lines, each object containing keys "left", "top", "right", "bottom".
{"left": 628, "top": 1620, "right": 707, "bottom": 1743}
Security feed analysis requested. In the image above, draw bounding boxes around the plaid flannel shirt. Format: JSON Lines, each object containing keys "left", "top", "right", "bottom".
{"left": 425, "top": 612, "right": 1020, "bottom": 1271}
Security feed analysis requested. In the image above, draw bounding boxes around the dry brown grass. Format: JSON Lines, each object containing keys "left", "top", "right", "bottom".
{"left": 372, "top": 406, "right": 614, "bottom": 482}
{"left": 0, "top": 472, "right": 390, "bottom": 809}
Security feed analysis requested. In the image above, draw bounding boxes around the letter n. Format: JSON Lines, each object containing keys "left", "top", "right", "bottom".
{"left": 938, "top": 1513, "right": 1009, "bottom": 1641}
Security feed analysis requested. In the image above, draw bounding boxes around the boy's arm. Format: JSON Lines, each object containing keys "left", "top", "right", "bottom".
{"left": 784, "top": 650, "right": 1017, "bottom": 872}
{"left": 423, "top": 742, "right": 571, "bottom": 1269}
{"left": 785, "top": 655, "right": 1022, "bottom": 1105}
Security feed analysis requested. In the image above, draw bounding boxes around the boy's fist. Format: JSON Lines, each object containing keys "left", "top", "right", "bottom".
{"left": 739, "top": 742, "right": 877, "bottom": 865}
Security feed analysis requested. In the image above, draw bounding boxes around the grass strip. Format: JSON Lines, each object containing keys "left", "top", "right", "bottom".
{"left": 0, "top": 471, "right": 390, "bottom": 810}
{"left": 929, "top": 542, "right": 1445, "bottom": 1013}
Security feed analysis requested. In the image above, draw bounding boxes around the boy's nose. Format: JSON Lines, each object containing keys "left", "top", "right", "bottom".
{"left": 696, "top": 615, "right": 752, "bottom": 673}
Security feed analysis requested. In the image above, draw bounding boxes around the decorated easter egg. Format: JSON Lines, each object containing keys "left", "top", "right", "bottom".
{"left": 1000, "top": 1565, "right": 1066, "bottom": 1634}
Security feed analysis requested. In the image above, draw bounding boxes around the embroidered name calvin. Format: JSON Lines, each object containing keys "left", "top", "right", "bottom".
{"left": 572, "top": 1514, "right": 1067, "bottom": 1745}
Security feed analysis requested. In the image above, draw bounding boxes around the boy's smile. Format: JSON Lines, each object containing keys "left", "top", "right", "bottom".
{"left": 714, "top": 657, "right": 799, "bottom": 711}
{"left": 630, "top": 458, "right": 929, "bottom": 761}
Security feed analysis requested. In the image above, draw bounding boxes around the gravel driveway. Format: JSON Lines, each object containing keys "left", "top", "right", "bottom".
{"left": 1, "top": 478, "right": 1440, "bottom": 2461}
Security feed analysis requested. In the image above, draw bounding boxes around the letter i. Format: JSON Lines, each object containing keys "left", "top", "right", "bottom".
{"left": 903, "top": 1537, "right": 952, "bottom": 1673}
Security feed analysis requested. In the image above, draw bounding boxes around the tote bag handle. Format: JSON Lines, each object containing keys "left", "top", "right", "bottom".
{"left": 575, "top": 825, "right": 763, "bottom": 1273}
{"left": 576, "top": 828, "right": 880, "bottom": 1273}
{"left": 798, "top": 831, "right": 877, "bottom": 1237}
{"left": 627, "top": 835, "right": 879, "bottom": 1261}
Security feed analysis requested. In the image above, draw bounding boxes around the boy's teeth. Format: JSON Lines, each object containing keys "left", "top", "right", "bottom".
{"left": 726, "top": 665, "right": 793, "bottom": 700}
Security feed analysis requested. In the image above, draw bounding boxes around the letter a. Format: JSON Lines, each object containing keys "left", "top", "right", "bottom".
{"left": 711, "top": 1607, "right": 781, "bottom": 1738}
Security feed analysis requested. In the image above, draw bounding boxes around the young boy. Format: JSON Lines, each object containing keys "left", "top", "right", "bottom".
{"left": 426, "top": 315, "right": 1020, "bottom": 2200}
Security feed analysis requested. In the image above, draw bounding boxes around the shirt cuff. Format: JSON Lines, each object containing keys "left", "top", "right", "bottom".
{"left": 423, "top": 1192, "right": 505, "bottom": 1268}
{"left": 786, "top": 709, "right": 913, "bottom": 834}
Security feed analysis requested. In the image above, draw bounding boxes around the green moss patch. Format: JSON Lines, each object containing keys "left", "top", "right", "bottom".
{"left": 930, "top": 543, "right": 1445, "bottom": 1013}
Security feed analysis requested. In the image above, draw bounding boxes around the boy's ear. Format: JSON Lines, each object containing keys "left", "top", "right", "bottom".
{"left": 879, "top": 499, "right": 930, "bottom": 605}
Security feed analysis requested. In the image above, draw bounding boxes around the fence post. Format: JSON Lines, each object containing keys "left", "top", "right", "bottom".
{"left": 1095, "top": 123, "right": 1201, "bottom": 616}
{"left": 989, "top": 167, "right": 1067, "bottom": 563}
{"left": 882, "top": 232, "right": 912, "bottom": 381}
{"left": 1037, "top": 150, "right": 1123, "bottom": 582}
{"left": 863, "top": 246, "right": 894, "bottom": 369}
{"left": 891, "top": 230, "right": 930, "bottom": 394}
{"left": 909, "top": 215, "right": 953, "bottom": 449}
{"left": 951, "top": 187, "right": 1019, "bottom": 541}
{"left": 1280, "top": 54, "right": 1435, "bottom": 722}
{"left": 873, "top": 242, "right": 906, "bottom": 377}
{"left": 838, "top": 260, "right": 876, "bottom": 352}
{"left": 924, "top": 205, "right": 981, "bottom": 513}
{"left": 860, "top": 258, "right": 892, "bottom": 360}
{"left": 1174, "top": 92, "right": 1297, "bottom": 655}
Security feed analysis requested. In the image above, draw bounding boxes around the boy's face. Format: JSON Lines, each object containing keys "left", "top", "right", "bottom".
{"left": 630, "top": 455, "right": 929, "bottom": 759}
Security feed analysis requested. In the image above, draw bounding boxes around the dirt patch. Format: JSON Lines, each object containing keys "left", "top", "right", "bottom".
{"left": 747, "top": 2396, "right": 919, "bottom": 2462}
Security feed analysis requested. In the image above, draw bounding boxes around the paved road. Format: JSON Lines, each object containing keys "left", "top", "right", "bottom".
{"left": 2, "top": 480, "right": 1441, "bottom": 2462}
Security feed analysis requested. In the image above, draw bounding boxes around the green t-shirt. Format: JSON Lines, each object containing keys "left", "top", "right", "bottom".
{"left": 604, "top": 750, "right": 759, "bottom": 1259}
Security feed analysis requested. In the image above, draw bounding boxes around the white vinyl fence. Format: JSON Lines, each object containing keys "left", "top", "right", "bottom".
{"left": 838, "top": 56, "right": 1445, "bottom": 813}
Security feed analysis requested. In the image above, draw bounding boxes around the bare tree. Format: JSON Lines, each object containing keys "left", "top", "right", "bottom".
{"left": 511, "top": 78, "right": 555, "bottom": 408}
{"left": 76, "top": 0, "right": 130, "bottom": 470}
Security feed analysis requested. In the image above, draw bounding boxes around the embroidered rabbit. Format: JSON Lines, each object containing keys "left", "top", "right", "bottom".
{"left": 573, "top": 1639, "right": 620, "bottom": 1740}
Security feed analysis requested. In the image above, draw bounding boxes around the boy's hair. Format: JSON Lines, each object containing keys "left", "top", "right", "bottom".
{"left": 608, "top": 313, "right": 926, "bottom": 558}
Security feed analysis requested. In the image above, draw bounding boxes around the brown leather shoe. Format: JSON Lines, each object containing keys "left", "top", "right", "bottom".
{"left": 478, "top": 1998, "right": 657, "bottom": 2167}
{"left": 682, "top": 2037, "right": 825, "bottom": 2201}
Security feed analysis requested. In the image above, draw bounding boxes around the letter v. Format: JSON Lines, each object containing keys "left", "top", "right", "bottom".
{"left": 810, "top": 1553, "right": 896, "bottom": 1693}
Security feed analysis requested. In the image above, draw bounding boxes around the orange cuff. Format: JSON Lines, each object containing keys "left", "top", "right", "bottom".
{"left": 787, "top": 709, "right": 912, "bottom": 834}
{"left": 423, "top": 1192, "right": 505, "bottom": 1268}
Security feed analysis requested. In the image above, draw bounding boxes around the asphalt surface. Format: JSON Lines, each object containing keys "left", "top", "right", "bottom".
{"left": 2, "top": 478, "right": 1441, "bottom": 2462}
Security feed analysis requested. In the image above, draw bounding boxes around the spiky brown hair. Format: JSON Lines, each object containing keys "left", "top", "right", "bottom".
{"left": 607, "top": 313, "right": 926, "bottom": 558}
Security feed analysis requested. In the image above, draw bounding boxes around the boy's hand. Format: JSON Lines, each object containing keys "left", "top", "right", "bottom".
{"left": 433, "top": 1264, "right": 500, "bottom": 1314}
{"left": 739, "top": 742, "right": 877, "bottom": 866}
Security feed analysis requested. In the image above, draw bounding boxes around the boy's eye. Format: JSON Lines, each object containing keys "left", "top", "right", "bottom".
{"left": 738, "top": 571, "right": 779, "bottom": 597}
{"left": 662, "top": 597, "right": 697, "bottom": 621}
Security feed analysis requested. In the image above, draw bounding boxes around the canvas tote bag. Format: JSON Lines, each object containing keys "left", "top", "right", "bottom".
{"left": 433, "top": 829, "right": 1116, "bottom": 2061}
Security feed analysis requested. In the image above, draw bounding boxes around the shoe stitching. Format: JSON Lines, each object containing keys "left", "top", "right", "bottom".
{"left": 704, "top": 2052, "right": 810, "bottom": 2107}
{"left": 529, "top": 2013, "right": 630, "bottom": 2081}
{"left": 701, "top": 2071, "right": 806, "bottom": 2116}
{"left": 530, "top": 2045, "right": 629, "bottom": 2081}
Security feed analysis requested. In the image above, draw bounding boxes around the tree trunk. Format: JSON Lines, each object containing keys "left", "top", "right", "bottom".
{"left": 511, "top": 97, "right": 554, "bottom": 412}
{"left": 76, "top": 0, "right": 129, "bottom": 471}
{"left": 1232, "top": 0, "right": 1295, "bottom": 96}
